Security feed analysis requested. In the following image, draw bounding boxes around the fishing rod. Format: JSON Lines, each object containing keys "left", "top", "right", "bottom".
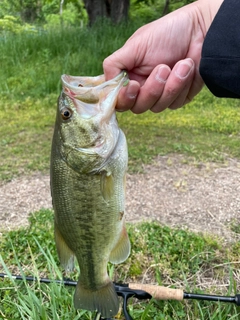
{"left": 1, "top": 273, "right": 239, "bottom": 320}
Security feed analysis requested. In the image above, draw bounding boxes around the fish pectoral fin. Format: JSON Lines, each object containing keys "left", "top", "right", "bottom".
{"left": 74, "top": 278, "right": 119, "bottom": 318}
{"left": 109, "top": 224, "right": 131, "bottom": 264}
{"left": 54, "top": 221, "right": 75, "bottom": 271}
{"left": 100, "top": 171, "right": 114, "bottom": 201}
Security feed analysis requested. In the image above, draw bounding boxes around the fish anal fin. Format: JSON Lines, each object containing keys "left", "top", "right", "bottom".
{"left": 74, "top": 279, "right": 119, "bottom": 318}
{"left": 54, "top": 221, "right": 75, "bottom": 271}
{"left": 100, "top": 171, "right": 114, "bottom": 201}
{"left": 109, "top": 224, "right": 131, "bottom": 264}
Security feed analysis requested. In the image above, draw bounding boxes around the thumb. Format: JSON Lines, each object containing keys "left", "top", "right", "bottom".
{"left": 103, "top": 45, "right": 137, "bottom": 80}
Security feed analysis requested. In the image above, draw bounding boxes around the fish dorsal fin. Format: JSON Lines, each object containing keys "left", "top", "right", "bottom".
{"left": 109, "top": 224, "right": 131, "bottom": 264}
{"left": 100, "top": 171, "right": 114, "bottom": 201}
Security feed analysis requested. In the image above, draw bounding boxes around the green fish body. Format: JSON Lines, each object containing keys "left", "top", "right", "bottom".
{"left": 50, "top": 72, "right": 130, "bottom": 318}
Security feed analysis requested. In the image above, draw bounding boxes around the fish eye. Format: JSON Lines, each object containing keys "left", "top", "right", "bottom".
{"left": 61, "top": 108, "right": 72, "bottom": 120}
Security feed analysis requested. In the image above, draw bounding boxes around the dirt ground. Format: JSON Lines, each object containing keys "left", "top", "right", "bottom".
{"left": 1, "top": 155, "right": 240, "bottom": 242}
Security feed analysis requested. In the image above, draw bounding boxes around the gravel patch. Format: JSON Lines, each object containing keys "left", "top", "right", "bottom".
{"left": 1, "top": 155, "right": 240, "bottom": 242}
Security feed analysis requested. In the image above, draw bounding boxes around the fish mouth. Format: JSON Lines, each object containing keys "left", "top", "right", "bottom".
{"left": 61, "top": 71, "right": 128, "bottom": 103}
{"left": 60, "top": 71, "right": 128, "bottom": 120}
{"left": 62, "top": 71, "right": 128, "bottom": 91}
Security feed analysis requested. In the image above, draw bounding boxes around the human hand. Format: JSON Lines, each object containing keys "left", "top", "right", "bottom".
{"left": 103, "top": 0, "right": 223, "bottom": 113}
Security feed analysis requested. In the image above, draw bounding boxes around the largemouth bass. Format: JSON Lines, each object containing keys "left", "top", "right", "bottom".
{"left": 50, "top": 71, "right": 131, "bottom": 318}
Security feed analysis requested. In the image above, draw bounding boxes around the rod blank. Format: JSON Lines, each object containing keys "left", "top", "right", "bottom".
{"left": 1, "top": 273, "right": 240, "bottom": 306}
{"left": 184, "top": 292, "right": 240, "bottom": 306}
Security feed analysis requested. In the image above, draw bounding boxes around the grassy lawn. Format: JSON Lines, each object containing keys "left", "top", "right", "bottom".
{"left": 1, "top": 88, "right": 240, "bottom": 180}
{"left": 0, "top": 22, "right": 240, "bottom": 319}
{"left": 1, "top": 210, "right": 240, "bottom": 319}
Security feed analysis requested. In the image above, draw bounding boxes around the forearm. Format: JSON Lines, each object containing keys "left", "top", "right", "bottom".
{"left": 194, "top": 0, "right": 224, "bottom": 36}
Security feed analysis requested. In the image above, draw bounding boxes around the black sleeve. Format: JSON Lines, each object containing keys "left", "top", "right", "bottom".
{"left": 199, "top": 0, "right": 240, "bottom": 98}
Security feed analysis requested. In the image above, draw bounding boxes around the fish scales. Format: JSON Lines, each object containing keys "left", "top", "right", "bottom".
{"left": 50, "top": 72, "right": 131, "bottom": 318}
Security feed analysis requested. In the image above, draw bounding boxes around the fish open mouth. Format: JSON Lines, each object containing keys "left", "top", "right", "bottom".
{"left": 60, "top": 71, "right": 128, "bottom": 121}
{"left": 61, "top": 71, "right": 128, "bottom": 103}
{"left": 62, "top": 71, "right": 128, "bottom": 91}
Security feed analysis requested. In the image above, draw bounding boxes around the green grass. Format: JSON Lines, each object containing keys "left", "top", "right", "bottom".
{"left": 1, "top": 88, "right": 240, "bottom": 180}
{"left": 0, "top": 22, "right": 141, "bottom": 101}
{"left": 118, "top": 91, "right": 240, "bottom": 171}
{"left": 1, "top": 209, "right": 239, "bottom": 319}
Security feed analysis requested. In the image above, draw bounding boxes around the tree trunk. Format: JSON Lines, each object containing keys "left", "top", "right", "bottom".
{"left": 83, "top": 0, "right": 129, "bottom": 25}
{"left": 110, "top": 0, "right": 129, "bottom": 23}
{"left": 83, "top": 0, "right": 108, "bottom": 26}
{"left": 60, "top": 0, "right": 65, "bottom": 16}
{"left": 162, "top": 0, "right": 170, "bottom": 16}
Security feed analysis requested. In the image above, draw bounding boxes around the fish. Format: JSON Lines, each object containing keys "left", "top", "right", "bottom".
{"left": 50, "top": 71, "right": 131, "bottom": 318}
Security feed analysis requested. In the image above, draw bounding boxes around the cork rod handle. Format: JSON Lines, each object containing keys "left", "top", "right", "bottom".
{"left": 129, "top": 283, "right": 184, "bottom": 301}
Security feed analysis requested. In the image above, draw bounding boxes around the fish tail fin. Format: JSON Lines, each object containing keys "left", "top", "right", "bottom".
{"left": 54, "top": 221, "right": 75, "bottom": 271}
{"left": 109, "top": 223, "right": 131, "bottom": 264}
{"left": 74, "top": 279, "right": 119, "bottom": 318}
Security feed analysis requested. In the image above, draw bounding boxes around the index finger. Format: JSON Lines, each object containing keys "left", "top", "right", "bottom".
{"left": 103, "top": 38, "right": 144, "bottom": 80}
{"left": 103, "top": 51, "right": 130, "bottom": 80}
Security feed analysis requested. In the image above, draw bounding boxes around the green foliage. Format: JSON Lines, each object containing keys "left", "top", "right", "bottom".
{"left": 0, "top": 0, "right": 88, "bottom": 28}
{"left": 44, "top": 2, "right": 88, "bottom": 28}
{"left": 1, "top": 210, "right": 239, "bottom": 319}
{"left": 127, "top": 223, "right": 221, "bottom": 280}
{"left": 41, "top": 0, "right": 60, "bottom": 16}
{"left": 0, "top": 15, "right": 19, "bottom": 33}
{"left": 169, "top": 0, "right": 195, "bottom": 12}
{"left": 0, "top": 0, "right": 44, "bottom": 23}
{"left": 117, "top": 90, "right": 240, "bottom": 171}
{"left": 0, "top": 217, "right": 92, "bottom": 319}
{"left": 0, "top": 95, "right": 56, "bottom": 180}
{"left": 0, "top": 0, "right": 195, "bottom": 31}
{"left": 129, "top": 0, "right": 195, "bottom": 22}
{"left": 230, "top": 220, "right": 240, "bottom": 234}
{"left": 130, "top": 0, "right": 166, "bottom": 22}
{"left": 0, "top": 21, "right": 139, "bottom": 100}
{"left": 0, "top": 15, "right": 36, "bottom": 34}
{"left": 1, "top": 210, "right": 56, "bottom": 269}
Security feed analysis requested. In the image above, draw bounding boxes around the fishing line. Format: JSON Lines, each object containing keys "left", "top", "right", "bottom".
{"left": 0, "top": 272, "right": 239, "bottom": 320}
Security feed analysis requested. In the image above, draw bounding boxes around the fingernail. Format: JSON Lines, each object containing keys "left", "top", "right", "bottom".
{"left": 156, "top": 66, "right": 170, "bottom": 83}
{"left": 126, "top": 85, "right": 137, "bottom": 99}
{"left": 175, "top": 59, "right": 193, "bottom": 79}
